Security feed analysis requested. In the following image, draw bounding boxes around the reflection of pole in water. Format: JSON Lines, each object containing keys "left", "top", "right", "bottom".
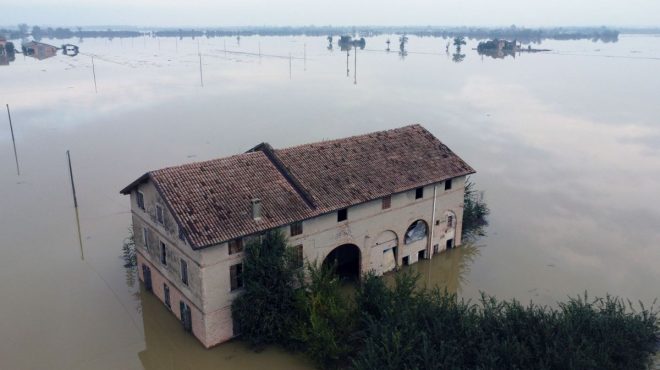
{"left": 258, "top": 41, "right": 261, "bottom": 63}
{"left": 6, "top": 104, "right": 19, "bottom": 176}
{"left": 67, "top": 150, "right": 84, "bottom": 261}
{"left": 346, "top": 49, "right": 350, "bottom": 77}
{"left": 199, "top": 53, "right": 204, "bottom": 87}
{"left": 224, "top": 39, "right": 227, "bottom": 56}
{"left": 289, "top": 53, "right": 292, "bottom": 79}
{"left": 303, "top": 43, "right": 306, "bottom": 71}
{"left": 91, "top": 56, "right": 98, "bottom": 93}
{"left": 353, "top": 46, "right": 357, "bottom": 85}
{"left": 175, "top": 37, "right": 178, "bottom": 53}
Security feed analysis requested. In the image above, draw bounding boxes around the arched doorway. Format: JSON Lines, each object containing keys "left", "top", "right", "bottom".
{"left": 323, "top": 244, "right": 361, "bottom": 280}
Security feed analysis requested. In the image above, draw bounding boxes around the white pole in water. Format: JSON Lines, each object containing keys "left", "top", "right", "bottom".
{"left": 304, "top": 43, "right": 306, "bottom": 71}
{"left": 224, "top": 39, "right": 227, "bottom": 56}
{"left": 6, "top": 104, "right": 19, "bottom": 175}
{"left": 67, "top": 150, "right": 84, "bottom": 260}
{"left": 91, "top": 56, "right": 97, "bottom": 93}
{"left": 258, "top": 40, "right": 261, "bottom": 62}
{"left": 289, "top": 53, "right": 292, "bottom": 79}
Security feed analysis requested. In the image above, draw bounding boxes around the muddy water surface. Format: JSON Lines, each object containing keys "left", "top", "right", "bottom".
{"left": 1, "top": 34, "right": 659, "bottom": 369}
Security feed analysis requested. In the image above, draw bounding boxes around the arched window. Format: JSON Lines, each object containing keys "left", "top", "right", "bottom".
{"left": 404, "top": 220, "right": 428, "bottom": 244}
{"left": 447, "top": 214, "right": 454, "bottom": 228}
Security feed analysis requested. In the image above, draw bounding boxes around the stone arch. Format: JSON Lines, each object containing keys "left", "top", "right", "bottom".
{"left": 443, "top": 210, "right": 457, "bottom": 249}
{"left": 373, "top": 230, "right": 398, "bottom": 274}
{"left": 323, "top": 243, "right": 361, "bottom": 280}
{"left": 404, "top": 219, "right": 429, "bottom": 245}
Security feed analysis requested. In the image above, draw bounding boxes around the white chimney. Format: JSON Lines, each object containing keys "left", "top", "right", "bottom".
{"left": 251, "top": 198, "right": 262, "bottom": 221}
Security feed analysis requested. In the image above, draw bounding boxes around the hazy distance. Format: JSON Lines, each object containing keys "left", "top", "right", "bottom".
{"left": 2, "top": 0, "right": 660, "bottom": 28}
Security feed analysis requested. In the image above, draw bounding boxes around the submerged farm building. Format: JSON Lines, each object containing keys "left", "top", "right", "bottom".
{"left": 120, "top": 124, "right": 475, "bottom": 347}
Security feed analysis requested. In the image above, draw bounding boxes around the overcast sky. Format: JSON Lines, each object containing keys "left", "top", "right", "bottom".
{"left": 2, "top": 0, "right": 660, "bottom": 28}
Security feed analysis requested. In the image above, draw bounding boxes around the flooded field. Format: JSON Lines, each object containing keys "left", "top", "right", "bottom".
{"left": 1, "top": 34, "right": 659, "bottom": 369}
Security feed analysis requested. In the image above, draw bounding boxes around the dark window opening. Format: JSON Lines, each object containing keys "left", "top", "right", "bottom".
{"left": 164, "top": 284, "right": 171, "bottom": 308}
{"left": 228, "top": 238, "right": 243, "bottom": 255}
{"left": 292, "top": 245, "right": 304, "bottom": 269}
{"left": 433, "top": 244, "right": 439, "bottom": 255}
{"left": 156, "top": 205, "right": 164, "bottom": 224}
{"left": 180, "top": 301, "right": 192, "bottom": 332}
{"left": 415, "top": 187, "right": 424, "bottom": 199}
{"left": 446, "top": 239, "right": 454, "bottom": 250}
{"left": 337, "top": 208, "right": 348, "bottom": 222}
{"left": 230, "top": 263, "right": 244, "bottom": 291}
{"left": 402, "top": 256, "right": 410, "bottom": 266}
{"left": 435, "top": 219, "right": 440, "bottom": 226}
{"left": 160, "top": 242, "right": 167, "bottom": 265}
{"left": 447, "top": 215, "right": 454, "bottom": 228}
{"left": 418, "top": 250, "right": 426, "bottom": 260}
{"left": 445, "top": 179, "right": 453, "bottom": 191}
{"left": 136, "top": 191, "right": 145, "bottom": 210}
{"left": 382, "top": 195, "right": 391, "bottom": 209}
{"left": 181, "top": 259, "right": 188, "bottom": 285}
{"left": 290, "top": 221, "right": 303, "bottom": 236}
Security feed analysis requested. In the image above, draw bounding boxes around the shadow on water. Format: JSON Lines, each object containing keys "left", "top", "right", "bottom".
{"left": 383, "top": 243, "right": 482, "bottom": 294}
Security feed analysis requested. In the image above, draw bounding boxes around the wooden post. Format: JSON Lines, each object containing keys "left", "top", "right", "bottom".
{"left": 67, "top": 150, "right": 84, "bottom": 260}
{"left": 354, "top": 46, "right": 357, "bottom": 85}
{"left": 199, "top": 53, "right": 204, "bottom": 87}
{"left": 91, "top": 56, "right": 98, "bottom": 93}
{"left": 6, "top": 104, "right": 19, "bottom": 175}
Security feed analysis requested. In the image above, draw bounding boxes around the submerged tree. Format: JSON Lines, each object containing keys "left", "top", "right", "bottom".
{"left": 453, "top": 36, "right": 466, "bottom": 52}
{"left": 462, "top": 178, "right": 490, "bottom": 239}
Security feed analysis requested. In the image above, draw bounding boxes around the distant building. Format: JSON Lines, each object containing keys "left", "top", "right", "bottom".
{"left": 120, "top": 124, "right": 475, "bottom": 347}
{"left": 21, "top": 41, "right": 58, "bottom": 60}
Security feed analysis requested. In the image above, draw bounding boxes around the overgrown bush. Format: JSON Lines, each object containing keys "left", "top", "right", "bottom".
{"left": 231, "top": 230, "right": 301, "bottom": 348}
{"left": 291, "top": 263, "right": 355, "bottom": 369}
{"left": 462, "top": 178, "right": 490, "bottom": 240}
{"left": 351, "top": 274, "right": 659, "bottom": 370}
{"left": 234, "top": 234, "right": 659, "bottom": 369}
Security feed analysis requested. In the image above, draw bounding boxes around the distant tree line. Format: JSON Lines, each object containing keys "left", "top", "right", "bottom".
{"left": 2, "top": 24, "right": 621, "bottom": 43}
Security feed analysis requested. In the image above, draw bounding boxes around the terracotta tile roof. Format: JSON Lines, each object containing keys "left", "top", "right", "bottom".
{"left": 121, "top": 124, "right": 475, "bottom": 249}
{"left": 274, "top": 124, "right": 475, "bottom": 212}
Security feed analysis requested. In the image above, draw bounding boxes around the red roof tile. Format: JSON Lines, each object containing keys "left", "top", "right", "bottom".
{"left": 121, "top": 124, "right": 475, "bottom": 249}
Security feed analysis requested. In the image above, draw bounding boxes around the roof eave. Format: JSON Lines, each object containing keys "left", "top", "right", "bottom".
{"left": 119, "top": 172, "right": 150, "bottom": 195}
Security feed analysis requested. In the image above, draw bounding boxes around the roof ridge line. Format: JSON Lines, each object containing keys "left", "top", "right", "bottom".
{"left": 249, "top": 142, "right": 317, "bottom": 210}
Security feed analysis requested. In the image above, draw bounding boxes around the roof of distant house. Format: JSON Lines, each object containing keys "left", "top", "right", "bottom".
{"left": 120, "top": 124, "right": 475, "bottom": 249}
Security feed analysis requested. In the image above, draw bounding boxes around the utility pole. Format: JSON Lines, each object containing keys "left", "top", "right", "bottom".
{"left": 67, "top": 150, "right": 84, "bottom": 260}
{"left": 6, "top": 104, "right": 19, "bottom": 175}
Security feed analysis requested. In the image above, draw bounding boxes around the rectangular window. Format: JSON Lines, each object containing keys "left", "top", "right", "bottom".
{"left": 402, "top": 256, "right": 410, "bottom": 266}
{"left": 292, "top": 245, "right": 304, "bottom": 269}
{"left": 445, "top": 179, "right": 453, "bottom": 191}
{"left": 228, "top": 238, "right": 243, "bottom": 255}
{"left": 180, "top": 259, "right": 188, "bottom": 285}
{"left": 415, "top": 187, "right": 424, "bottom": 199}
{"left": 142, "top": 228, "right": 149, "bottom": 248}
{"left": 163, "top": 284, "right": 171, "bottom": 308}
{"left": 382, "top": 195, "right": 391, "bottom": 210}
{"left": 160, "top": 241, "right": 167, "bottom": 265}
{"left": 337, "top": 208, "right": 348, "bottom": 222}
{"left": 136, "top": 191, "right": 145, "bottom": 211}
{"left": 290, "top": 221, "right": 303, "bottom": 236}
{"left": 447, "top": 215, "right": 454, "bottom": 228}
{"left": 230, "top": 263, "right": 243, "bottom": 291}
{"left": 156, "top": 205, "right": 164, "bottom": 225}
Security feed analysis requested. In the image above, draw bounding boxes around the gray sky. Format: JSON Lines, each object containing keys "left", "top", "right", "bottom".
{"left": 2, "top": 0, "right": 660, "bottom": 27}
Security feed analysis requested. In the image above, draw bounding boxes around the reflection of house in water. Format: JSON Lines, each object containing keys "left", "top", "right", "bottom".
{"left": 21, "top": 41, "right": 59, "bottom": 60}
{"left": 120, "top": 125, "right": 475, "bottom": 348}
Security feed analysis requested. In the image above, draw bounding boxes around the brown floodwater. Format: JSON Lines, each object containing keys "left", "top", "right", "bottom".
{"left": 1, "top": 34, "right": 659, "bottom": 369}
